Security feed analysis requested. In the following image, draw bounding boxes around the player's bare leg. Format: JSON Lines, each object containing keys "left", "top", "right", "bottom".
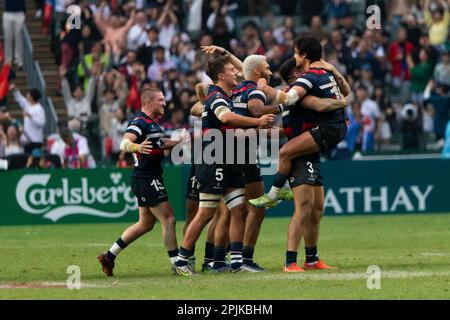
{"left": 242, "top": 181, "right": 266, "bottom": 271}
{"left": 98, "top": 207, "right": 156, "bottom": 276}
{"left": 225, "top": 187, "right": 248, "bottom": 272}
{"left": 184, "top": 198, "right": 199, "bottom": 270}
{"left": 284, "top": 185, "right": 314, "bottom": 272}
{"left": 303, "top": 186, "right": 336, "bottom": 270}
{"left": 211, "top": 200, "right": 231, "bottom": 272}
{"left": 174, "top": 193, "right": 220, "bottom": 276}
{"left": 183, "top": 199, "right": 198, "bottom": 236}
{"left": 149, "top": 201, "right": 178, "bottom": 253}
{"left": 250, "top": 131, "right": 319, "bottom": 208}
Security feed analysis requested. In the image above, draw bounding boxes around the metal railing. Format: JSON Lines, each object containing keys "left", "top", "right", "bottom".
{"left": 22, "top": 27, "right": 58, "bottom": 135}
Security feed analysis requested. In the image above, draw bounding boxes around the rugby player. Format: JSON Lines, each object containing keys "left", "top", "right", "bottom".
{"left": 250, "top": 36, "right": 350, "bottom": 271}
{"left": 173, "top": 54, "right": 275, "bottom": 276}
{"left": 98, "top": 88, "right": 186, "bottom": 276}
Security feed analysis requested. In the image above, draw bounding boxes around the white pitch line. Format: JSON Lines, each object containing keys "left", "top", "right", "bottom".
{"left": 421, "top": 252, "right": 449, "bottom": 257}
{"left": 239, "top": 270, "right": 450, "bottom": 281}
{"left": 0, "top": 282, "right": 105, "bottom": 289}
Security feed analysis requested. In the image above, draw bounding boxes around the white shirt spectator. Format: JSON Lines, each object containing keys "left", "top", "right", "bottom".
{"left": 127, "top": 24, "right": 149, "bottom": 51}
{"left": 109, "top": 118, "right": 128, "bottom": 153}
{"left": 159, "top": 23, "right": 177, "bottom": 50}
{"left": 13, "top": 89, "right": 46, "bottom": 145}
{"left": 61, "top": 77, "right": 95, "bottom": 122}
{"left": 5, "top": 143, "right": 23, "bottom": 156}
{"left": 360, "top": 98, "right": 381, "bottom": 134}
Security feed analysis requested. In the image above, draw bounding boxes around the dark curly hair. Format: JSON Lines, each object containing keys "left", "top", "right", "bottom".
{"left": 294, "top": 35, "right": 322, "bottom": 62}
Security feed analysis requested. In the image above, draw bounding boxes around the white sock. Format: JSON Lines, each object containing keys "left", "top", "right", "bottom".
{"left": 109, "top": 243, "right": 123, "bottom": 257}
{"left": 267, "top": 186, "right": 280, "bottom": 200}
{"left": 170, "top": 256, "right": 178, "bottom": 264}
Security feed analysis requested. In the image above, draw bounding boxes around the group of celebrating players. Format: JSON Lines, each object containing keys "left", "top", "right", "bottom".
{"left": 97, "top": 35, "right": 350, "bottom": 277}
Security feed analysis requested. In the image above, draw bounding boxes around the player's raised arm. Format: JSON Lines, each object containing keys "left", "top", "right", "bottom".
{"left": 120, "top": 132, "right": 152, "bottom": 154}
{"left": 201, "top": 45, "right": 243, "bottom": 74}
{"left": 301, "top": 96, "right": 347, "bottom": 112}
{"left": 257, "top": 78, "right": 308, "bottom": 106}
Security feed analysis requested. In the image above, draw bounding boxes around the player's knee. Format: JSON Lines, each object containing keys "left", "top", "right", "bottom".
{"left": 299, "top": 201, "right": 314, "bottom": 218}
{"left": 279, "top": 147, "right": 292, "bottom": 161}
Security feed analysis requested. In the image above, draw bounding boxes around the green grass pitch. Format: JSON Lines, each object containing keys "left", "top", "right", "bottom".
{"left": 0, "top": 214, "right": 449, "bottom": 299}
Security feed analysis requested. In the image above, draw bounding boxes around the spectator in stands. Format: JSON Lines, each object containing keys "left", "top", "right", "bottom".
{"left": 338, "top": 12, "right": 362, "bottom": 47}
{"left": 206, "top": 0, "right": 235, "bottom": 49}
{"left": 423, "top": 0, "right": 449, "bottom": 47}
{"left": 60, "top": 66, "right": 97, "bottom": 125}
{"left": 59, "top": 21, "right": 82, "bottom": 71}
{"left": 3, "top": 0, "right": 25, "bottom": 70}
{"left": 299, "top": 0, "right": 325, "bottom": 25}
{"left": 157, "top": 0, "right": 179, "bottom": 50}
{"left": 407, "top": 48, "right": 435, "bottom": 105}
{"left": 98, "top": 88, "right": 119, "bottom": 137}
{"left": 1, "top": 124, "right": 23, "bottom": 156}
{"left": 78, "top": 42, "right": 110, "bottom": 92}
{"left": 95, "top": 2, "right": 136, "bottom": 54}
{"left": 329, "top": 0, "right": 351, "bottom": 28}
{"left": 388, "top": 0, "right": 415, "bottom": 41}
{"left": 171, "top": 34, "right": 196, "bottom": 74}
{"left": 241, "top": 20, "right": 264, "bottom": 55}
{"left": 356, "top": 85, "right": 382, "bottom": 152}
{"left": 434, "top": 51, "right": 450, "bottom": 86}
{"left": 127, "top": 11, "right": 149, "bottom": 51}
{"left": 273, "top": 16, "right": 296, "bottom": 46}
{"left": 9, "top": 84, "right": 45, "bottom": 154}
{"left": 0, "top": 48, "right": 13, "bottom": 107}
{"left": 137, "top": 26, "right": 160, "bottom": 69}
{"left": 59, "top": 128, "right": 96, "bottom": 169}
{"left": 78, "top": 25, "right": 97, "bottom": 58}
{"left": 309, "top": 16, "right": 328, "bottom": 43}
{"left": 388, "top": 27, "right": 414, "bottom": 93}
{"left": 108, "top": 107, "right": 128, "bottom": 164}
{"left": 97, "top": 69, "right": 128, "bottom": 109}
{"left": 424, "top": 81, "right": 450, "bottom": 142}
{"left": 346, "top": 101, "right": 363, "bottom": 154}
{"left": 147, "top": 46, "right": 176, "bottom": 83}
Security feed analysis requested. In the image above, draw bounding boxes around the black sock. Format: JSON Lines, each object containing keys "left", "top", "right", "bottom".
{"left": 204, "top": 242, "right": 214, "bottom": 264}
{"left": 168, "top": 249, "right": 178, "bottom": 258}
{"left": 242, "top": 246, "right": 254, "bottom": 264}
{"left": 213, "top": 246, "right": 227, "bottom": 268}
{"left": 305, "top": 246, "right": 318, "bottom": 264}
{"left": 175, "top": 247, "right": 192, "bottom": 266}
{"left": 286, "top": 251, "right": 297, "bottom": 265}
{"left": 230, "top": 242, "right": 243, "bottom": 269}
{"left": 273, "top": 172, "right": 288, "bottom": 188}
{"left": 106, "top": 237, "right": 128, "bottom": 261}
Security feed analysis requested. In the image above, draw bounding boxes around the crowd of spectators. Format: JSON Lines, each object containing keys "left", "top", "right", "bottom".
{"left": 1, "top": 0, "right": 450, "bottom": 170}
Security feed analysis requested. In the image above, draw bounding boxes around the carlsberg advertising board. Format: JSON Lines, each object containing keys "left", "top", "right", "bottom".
{"left": 0, "top": 167, "right": 183, "bottom": 225}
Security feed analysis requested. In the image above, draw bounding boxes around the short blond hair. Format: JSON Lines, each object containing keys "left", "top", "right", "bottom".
{"left": 141, "top": 87, "right": 162, "bottom": 104}
{"left": 243, "top": 55, "right": 266, "bottom": 79}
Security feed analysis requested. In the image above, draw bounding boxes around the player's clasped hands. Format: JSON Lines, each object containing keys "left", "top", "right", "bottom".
{"left": 139, "top": 139, "right": 153, "bottom": 154}
{"left": 258, "top": 114, "right": 275, "bottom": 129}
